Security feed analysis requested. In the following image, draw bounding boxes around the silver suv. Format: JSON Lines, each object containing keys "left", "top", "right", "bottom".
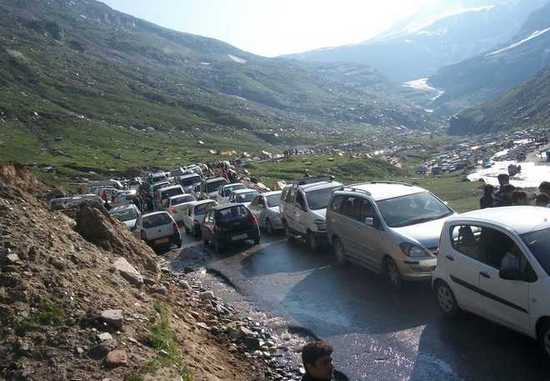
{"left": 326, "top": 182, "right": 455, "bottom": 288}
{"left": 281, "top": 176, "right": 343, "bottom": 251}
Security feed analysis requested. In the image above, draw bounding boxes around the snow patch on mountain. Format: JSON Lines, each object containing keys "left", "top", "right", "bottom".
{"left": 403, "top": 78, "right": 445, "bottom": 101}
{"left": 487, "top": 27, "right": 550, "bottom": 56}
{"left": 228, "top": 54, "right": 247, "bottom": 64}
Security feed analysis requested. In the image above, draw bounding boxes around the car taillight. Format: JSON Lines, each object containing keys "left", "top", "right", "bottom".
{"left": 247, "top": 213, "right": 257, "bottom": 226}
{"left": 141, "top": 230, "right": 147, "bottom": 241}
{"left": 170, "top": 207, "right": 177, "bottom": 214}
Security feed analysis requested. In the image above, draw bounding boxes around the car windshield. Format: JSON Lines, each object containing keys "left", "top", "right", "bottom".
{"left": 195, "top": 202, "right": 215, "bottom": 215}
{"left": 111, "top": 208, "right": 138, "bottom": 222}
{"left": 266, "top": 194, "right": 281, "bottom": 208}
{"left": 143, "top": 213, "right": 171, "bottom": 228}
{"left": 235, "top": 192, "right": 258, "bottom": 203}
{"left": 521, "top": 228, "right": 550, "bottom": 276}
{"left": 171, "top": 195, "right": 194, "bottom": 206}
{"left": 181, "top": 176, "right": 201, "bottom": 186}
{"left": 224, "top": 184, "right": 245, "bottom": 196}
{"left": 153, "top": 182, "right": 170, "bottom": 192}
{"left": 161, "top": 187, "right": 183, "bottom": 200}
{"left": 306, "top": 187, "right": 341, "bottom": 210}
{"left": 377, "top": 192, "right": 453, "bottom": 228}
{"left": 216, "top": 205, "right": 249, "bottom": 223}
{"left": 207, "top": 180, "right": 227, "bottom": 193}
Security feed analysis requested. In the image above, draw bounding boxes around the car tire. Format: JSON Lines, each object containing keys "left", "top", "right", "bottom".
{"left": 306, "top": 231, "right": 319, "bottom": 252}
{"left": 266, "top": 219, "right": 274, "bottom": 235}
{"left": 333, "top": 238, "right": 347, "bottom": 264}
{"left": 435, "top": 281, "right": 460, "bottom": 318}
{"left": 384, "top": 257, "right": 402, "bottom": 290}
{"left": 538, "top": 321, "right": 550, "bottom": 359}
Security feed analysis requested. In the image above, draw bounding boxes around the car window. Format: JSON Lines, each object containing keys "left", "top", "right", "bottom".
{"left": 143, "top": 213, "right": 171, "bottom": 228}
{"left": 207, "top": 180, "right": 227, "bottom": 193}
{"left": 266, "top": 194, "right": 280, "bottom": 208}
{"left": 451, "top": 225, "right": 533, "bottom": 274}
{"left": 195, "top": 203, "right": 214, "bottom": 215}
{"left": 377, "top": 192, "right": 453, "bottom": 228}
{"left": 250, "top": 197, "right": 260, "bottom": 208}
{"left": 306, "top": 187, "right": 340, "bottom": 211}
{"left": 339, "top": 196, "right": 363, "bottom": 221}
{"left": 216, "top": 205, "right": 249, "bottom": 223}
{"left": 330, "top": 195, "right": 345, "bottom": 213}
{"left": 111, "top": 208, "right": 138, "bottom": 222}
{"left": 521, "top": 227, "right": 550, "bottom": 276}
{"left": 171, "top": 195, "right": 194, "bottom": 206}
{"left": 236, "top": 192, "right": 258, "bottom": 203}
{"left": 359, "top": 199, "right": 376, "bottom": 220}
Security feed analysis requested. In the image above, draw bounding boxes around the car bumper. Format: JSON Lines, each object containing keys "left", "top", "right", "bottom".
{"left": 217, "top": 229, "right": 260, "bottom": 244}
{"left": 400, "top": 257, "right": 437, "bottom": 281}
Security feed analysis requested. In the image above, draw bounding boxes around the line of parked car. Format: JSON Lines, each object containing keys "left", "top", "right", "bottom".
{"left": 69, "top": 169, "right": 550, "bottom": 359}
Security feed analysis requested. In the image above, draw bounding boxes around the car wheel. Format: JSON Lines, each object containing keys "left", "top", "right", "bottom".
{"left": 266, "top": 219, "right": 274, "bottom": 235}
{"left": 384, "top": 257, "right": 402, "bottom": 290}
{"left": 538, "top": 321, "right": 550, "bottom": 359}
{"left": 214, "top": 239, "right": 223, "bottom": 254}
{"left": 306, "top": 231, "right": 319, "bottom": 252}
{"left": 333, "top": 238, "right": 346, "bottom": 264}
{"left": 435, "top": 281, "right": 460, "bottom": 318}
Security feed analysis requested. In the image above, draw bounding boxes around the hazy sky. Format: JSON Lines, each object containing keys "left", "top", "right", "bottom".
{"left": 100, "top": 0, "right": 432, "bottom": 57}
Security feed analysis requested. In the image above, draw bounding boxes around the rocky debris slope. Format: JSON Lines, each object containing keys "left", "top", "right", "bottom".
{"left": 0, "top": 165, "right": 276, "bottom": 380}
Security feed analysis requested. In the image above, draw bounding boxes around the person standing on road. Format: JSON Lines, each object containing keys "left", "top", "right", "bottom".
{"left": 301, "top": 341, "right": 335, "bottom": 381}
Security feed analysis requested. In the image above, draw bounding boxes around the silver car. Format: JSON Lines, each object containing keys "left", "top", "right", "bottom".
{"left": 327, "top": 182, "right": 455, "bottom": 288}
{"left": 248, "top": 191, "right": 284, "bottom": 234}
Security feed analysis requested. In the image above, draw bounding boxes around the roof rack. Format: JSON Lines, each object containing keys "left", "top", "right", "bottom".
{"left": 341, "top": 186, "right": 371, "bottom": 196}
{"left": 347, "top": 180, "right": 414, "bottom": 188}
{"left": 291, "top": 175, "right": 336, "bottom": 186}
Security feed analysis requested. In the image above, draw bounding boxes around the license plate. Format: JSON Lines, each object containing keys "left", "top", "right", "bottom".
{"left": 156, "top": 238, "right": 170, "bottom": 245}
{"left": 232, "top": 234, "right": 247, "bottom": 241}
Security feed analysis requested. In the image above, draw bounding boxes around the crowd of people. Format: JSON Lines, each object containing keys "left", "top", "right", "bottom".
{"left": 479, "top": 174, "right": 550, "bottom": 209}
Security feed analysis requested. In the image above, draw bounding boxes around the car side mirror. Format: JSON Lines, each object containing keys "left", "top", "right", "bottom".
{"left": 364, "top": 217, "right": 375, "bottom": 226}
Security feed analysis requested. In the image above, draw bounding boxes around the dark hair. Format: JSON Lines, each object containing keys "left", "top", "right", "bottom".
{"left": 483, "top": 184, "right": 495, "bottom": 194}
{"left": 536, "top": 193, "right": 550, "bottom": 206}
{"left": 512, "top": 191, "right": 528, "bottom": 204}
{"left": 498, "top": 174, "right": 510, "bottom": 183}
{"left": 501, "top": 184, "right": 515, "bottom": 193}
{"left": 539, "top": 181, "right": 550, "bottom": 194}
{"left": 302, "top": 341, "right": 333, "bottom": 367}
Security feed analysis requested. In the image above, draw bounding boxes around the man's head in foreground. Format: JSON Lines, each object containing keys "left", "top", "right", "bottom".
{"left": 302, "top": 341, "right": 334, "bottom": 380}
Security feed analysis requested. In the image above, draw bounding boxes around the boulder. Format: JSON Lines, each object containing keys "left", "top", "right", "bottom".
{"left": 100, "top": 309, "right": 124, "bottom": 329}
{"left": 105, "top": 349, "right": 128, "bottom": 368}
{"left": 112, "top": 257, "right": 143, "bottom": 287}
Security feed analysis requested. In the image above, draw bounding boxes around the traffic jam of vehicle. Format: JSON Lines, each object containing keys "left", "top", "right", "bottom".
{"left": 50, "top": 163, "right": 550, "bottom": 363}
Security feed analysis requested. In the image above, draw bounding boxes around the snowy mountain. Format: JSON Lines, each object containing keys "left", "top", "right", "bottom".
{"left": 285, "top": 0, "right": 546, "bottom": 82}
{"left": 431, "top": 0, "right": 550, "bottom": 119}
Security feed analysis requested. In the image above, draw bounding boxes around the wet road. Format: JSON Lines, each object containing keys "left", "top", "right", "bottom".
{"left": 171, "top": 232, "right": 550, "bottom": 381}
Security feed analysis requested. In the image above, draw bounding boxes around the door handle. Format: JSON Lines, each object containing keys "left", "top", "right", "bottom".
{"left": 446, "top": 255, "right": 455, "bottom": 261}
{"left": 480, "top": 272, "right": 491, "bottom": 279}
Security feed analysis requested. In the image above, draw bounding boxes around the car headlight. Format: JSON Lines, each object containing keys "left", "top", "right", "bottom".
{"left": 314, "top": 219, "right": 326, "bottom": 229}
{"left": 399, "top": 242, "right": 429, "bottom": 258}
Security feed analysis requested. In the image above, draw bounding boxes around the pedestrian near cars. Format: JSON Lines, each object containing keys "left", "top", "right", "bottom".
{"left": 535, "top": 193, "right": 550, "bottom": 207}
{"left": 479, "top": 184, "right": 495, "bottom": 209}
{"left": 539, "top": 181, "right": 550, "bottom": 198}
{"left": 494, "top": 184, "right": 515, "bottom": 207}
{"left": 512, "top": 190, "right": 529, "bottom": 206}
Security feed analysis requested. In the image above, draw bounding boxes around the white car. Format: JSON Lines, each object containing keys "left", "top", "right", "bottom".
{"left": 281, "top": 177, "right": 343, "bottom": 251}
{"left": 167, "top": 194, "right": 196, "bottom": 224}
{"left": 182, "top": 200, "right": 218, "bottom": 238}
{"left": 111, "top": 189, "right": 137, "bottom": 207}
{"left": 110, "top": 204, "right": 141, "bottom": 231}
{"left": 157, "top": 185, "right": 184, "bottom": 209}
{"left": 178, "top": 173, "right": 202, "bottom": 194}
{"left": 134, "top": 211, "right": 182, "bottom": 250}
{"left": 228, "top": 188, "right": 259, "bottom": 207}
{"left": 217, "top": 183, "right": 246, "bottom": 203}
{"left": 433, "top": 206, "right": 550, "bottom": 358}
{"left": 249, "top": 191, "right": 283, "bottom": 234}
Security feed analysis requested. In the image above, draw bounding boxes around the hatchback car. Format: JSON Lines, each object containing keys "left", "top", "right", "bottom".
{"left": 134, "top": 211, "right": 181, "bottom": 250}
{"left": 433, "top": 206, "right": 550, "bottom": 359}
{"left": 248, "top": 191, "right": 283, "bottom": 234}
{"left": 327, "top": 182, "right": 455, "bottom": 288}
{"left": 167, "top": 194, "right": 196, "bottom": 224}
{"left": 182, "top": 200, "right": 218, "bottom": 238}
{"left": 110, "top": 204, "right": 141, "bottom": 231}
{"left": 217, "top": 183, "right": 246, "bottom": 203}
{"left": 201, "top": 204, "right": 260, "bottom": 253}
